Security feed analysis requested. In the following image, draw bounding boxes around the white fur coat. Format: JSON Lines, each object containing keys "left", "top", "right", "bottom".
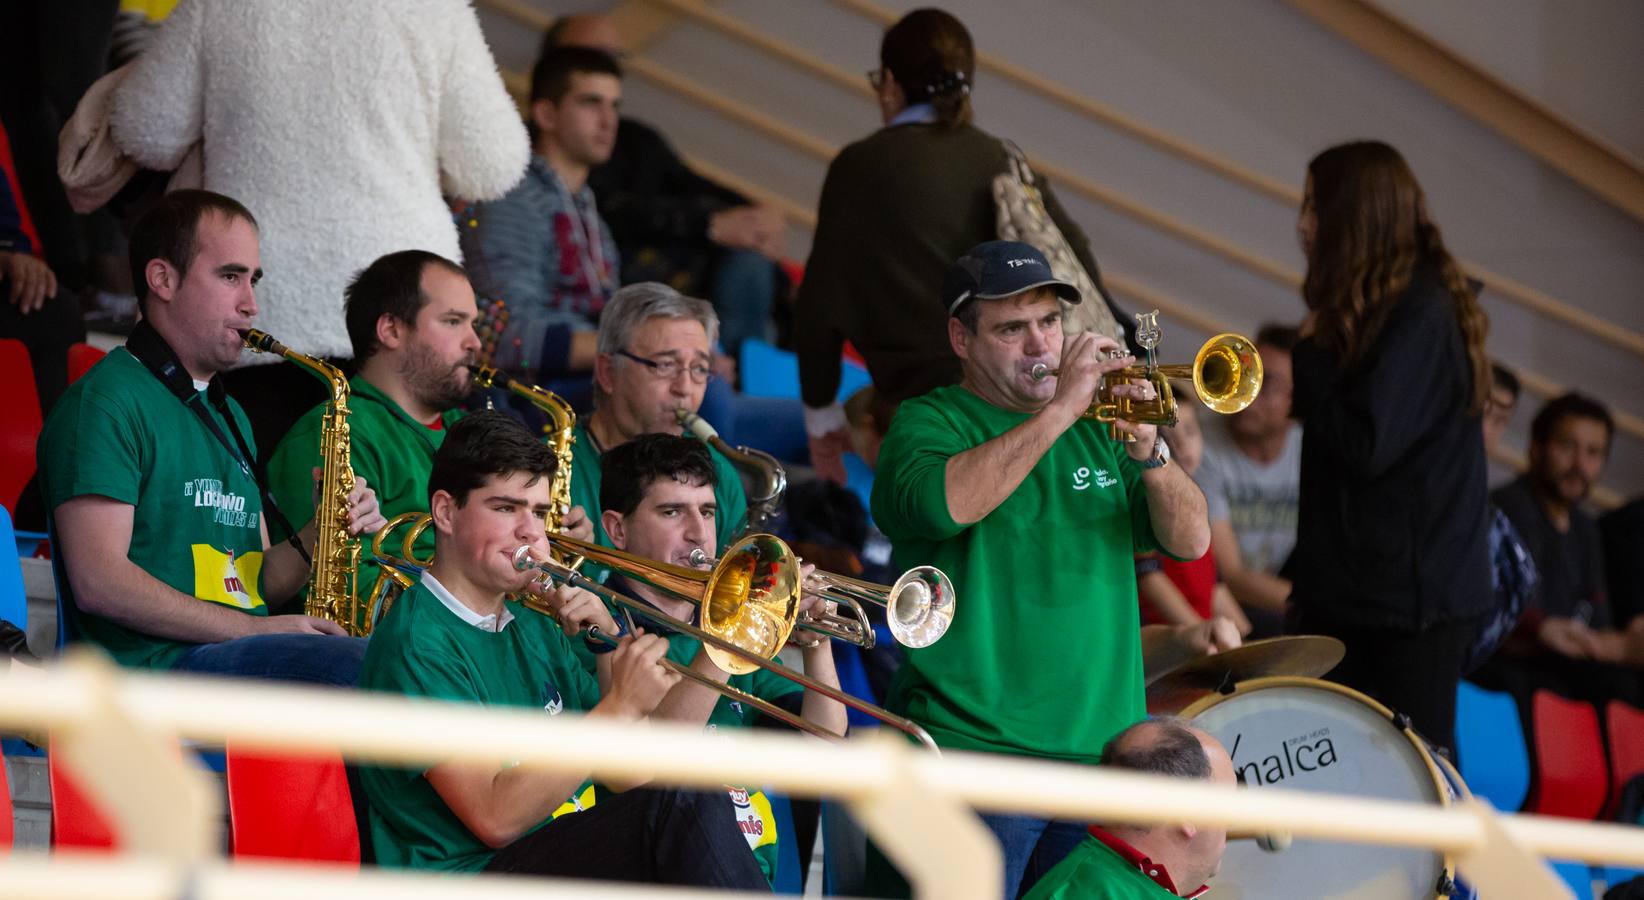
{"left": 112, "top": 0, "right": 529, "bottom": 362}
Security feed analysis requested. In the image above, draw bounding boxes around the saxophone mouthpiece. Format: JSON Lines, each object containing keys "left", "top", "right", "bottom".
{"left": 676, "top": 407, "right": 719, "bottom": 441}
{"left": 240, "top": 328, "right": 284, "bottom": 355}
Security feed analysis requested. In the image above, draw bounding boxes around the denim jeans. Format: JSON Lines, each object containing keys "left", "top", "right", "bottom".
{"left": 485, "top": 786, "right": 767, "bottom": 889}
{"left": 978, "top": 812, "right": 1090, "bottom": 899}
{"left": 707, "top": 248, "right": 776, "bottom": 359}
{"left": 170, "top": 634, "right": 367, "bottom": 687}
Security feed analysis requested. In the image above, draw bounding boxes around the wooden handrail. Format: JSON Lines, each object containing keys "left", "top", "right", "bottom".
{"left": 815, "top": 0, "right": 1644, "bottom": 360}
{"left": 1285, "top": 0, "right": 1644, "bottom": 223}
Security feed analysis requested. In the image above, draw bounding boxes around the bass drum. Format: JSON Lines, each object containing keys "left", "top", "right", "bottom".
{"left": 1182, "top": 677, "right": 1463, "bottom": 899}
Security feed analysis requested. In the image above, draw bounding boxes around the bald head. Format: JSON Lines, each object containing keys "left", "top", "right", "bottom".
{"left": 1099, "top": 718, "right": 1235, "bottom": 892}
{"left": 544, "top": 13, "right": 623, "bottom": 56}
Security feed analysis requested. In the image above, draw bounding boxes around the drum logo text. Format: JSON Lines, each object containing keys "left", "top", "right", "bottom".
{"left": 1229, "top": 728, "right": 1337, "bottom": 786}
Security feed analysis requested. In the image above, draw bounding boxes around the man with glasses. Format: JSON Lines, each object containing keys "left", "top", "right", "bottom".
{"left": 570, "top": 282, "right": 748, "bottom": 559}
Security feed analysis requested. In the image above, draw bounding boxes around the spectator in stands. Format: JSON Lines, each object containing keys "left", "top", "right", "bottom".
{"left": 1, "top": 118, "right": 84, "bottom": 424}
{"left": 266, "top": 249, "right": 596, "bottom": 630}
{"left": 111, "top": 0, "right": 529, "bottom": 451}
{"left": 796, "top": 8, "right": 1128, "bottom": 483}
{"left": 1482, "top": 360, "right": 1520, "bottom": 470}
{"left": 1023, "top": 718, "right": 1236, "bottom": 900}
{"left": 1466, "top": 361, "right": 1538, "bottom": 675}
{"left": 1286, "top": 141, "right": 1493, "bottom": 755}
{"left": 357, "top": 411, "right": 766, "bottom": 888}
{"left": 37, "top": 190, "right": 384, "bottom": 685}
{"left": 1483, "top": 393, "right": 1642, "bottom": 703}
{"left": 1193, "top": 324, "right": 1298, "bottom": 637}
{"left": 543, "top": 13, "right": 788, "bottom": 361}
{"left": 1138, "top": 392, "right": 1252, "bottom": 634}
{"left": 463, "top": 46, "right": 621, "bottom": 412}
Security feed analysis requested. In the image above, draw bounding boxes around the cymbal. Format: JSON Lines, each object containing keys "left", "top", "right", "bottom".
{"left": 1145, "top": 636, "right": 1345, "bottom": 713}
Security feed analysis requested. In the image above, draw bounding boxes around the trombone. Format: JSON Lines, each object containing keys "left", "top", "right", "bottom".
{"left": 688, "top": 549, "right": 954, "bottom": 650}
{"left": 514, "top": 534, "right": 940, "bottom": 751}
{"left": 1030, "top": 311, "right": 1263, "bottom": 442}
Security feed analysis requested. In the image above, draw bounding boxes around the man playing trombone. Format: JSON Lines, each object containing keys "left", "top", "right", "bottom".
{"left": 543, "top": 431, "right": 846, "bottom": 884}
{"left": 869, "top": 241, "right": 1231, "bottom": 897}
{"left": 357, "top": 410, "right": 767, "bottom": 887}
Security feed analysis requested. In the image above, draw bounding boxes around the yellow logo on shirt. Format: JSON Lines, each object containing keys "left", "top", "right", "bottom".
{"left": 191, "top": 545, "right": 265, "bottom": 610}
{"left": 728, "top": 787, "right": 778, "bottom": 852}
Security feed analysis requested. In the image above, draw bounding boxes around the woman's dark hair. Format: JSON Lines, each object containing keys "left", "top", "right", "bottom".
{"left": 600, "top": 433, "right": 716, "bottom": 517}
{"left": 880, "top": 8, "right": 975, "bottom": 128}
{"left": 1302, "top": 141, "right": 1490, "bottom": 413}
{"left": 428, "top": 410, "right": 556, "bottom": 506}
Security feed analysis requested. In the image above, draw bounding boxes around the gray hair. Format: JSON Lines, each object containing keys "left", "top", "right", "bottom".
{"left": 1099, "top": 717, "right": 1212, "bottom": 780}
{"left": 597, "top": 282, "right": 719, "bottom": 356}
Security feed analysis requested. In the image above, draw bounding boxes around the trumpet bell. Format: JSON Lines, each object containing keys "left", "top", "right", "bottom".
{"left": 886, "top": 566, "right": 956, "bottom": 649}
{"left": 701, "top": 534, "right": 801, "bottom": 675}
{"left": 1193, "top": 333, "right": 1263, "bottom": 415}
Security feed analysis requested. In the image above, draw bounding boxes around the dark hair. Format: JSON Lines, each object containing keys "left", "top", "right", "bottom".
{"left": 954, "top": 285, "right": 1055, "bottom": 334}
{"left": 1302, "top": 141, "right": 1489, "bottom": 413}
{"left": 128, "top": 189, "right": 258, "bottom": 310}
{"left": 531, "top": 45, "right": 622, "bottom": 108}
{"left": 880, "top": 8, "right": 975, "bottom": 128}
{"left": 1099, "top": 718, "right": 1212, "bottom": 780}
{"left": 344, "top": 250, "right": 467, "bottom": 361}
{"left": 1253, "top": 323, "right": 1299, "bottom": 354}
{"left": 1490, "top": 361, "right": 1520, "bottom": 402}
{"left": 599, "top": 433, "right": 717, "bottom": 517}
{"left": 1530, "top": 392, "right": 1614, "bottom": 453}
{"left": 428, "top": 410, "right": 557, "bottom": 506}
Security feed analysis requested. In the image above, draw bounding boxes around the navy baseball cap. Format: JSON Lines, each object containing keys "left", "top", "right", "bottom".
{"left": 942, "top": 240, "right": 1081, "bottom": 316}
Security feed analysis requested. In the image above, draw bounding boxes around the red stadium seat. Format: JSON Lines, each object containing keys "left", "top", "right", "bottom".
{"left": 0, "top": 339, "right": 42, "bottom": 516}
{"left": 48, "top": 750, "right": 117, "bottom": 849}
{"left": 1604, "top": 700, "right": 1644, "bottom": 820}
{"left": 67, "top": 342, "right": 107, "bottom": 385}
{"left": 226, "top": 745, "right": 359, "bottom": 864}
{"left": 0, "top": 742, "right": 13, "bottom": 849}
{"left": 1525, "top": 691, "right": 1609, "bottom": 820}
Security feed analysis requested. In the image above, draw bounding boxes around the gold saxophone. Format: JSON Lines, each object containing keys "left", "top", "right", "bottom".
{"left": 468, "top": 365, "right": 576, "bottom": 531}
{"left": 241, "top": 329, "right": 363, "bottom": 635}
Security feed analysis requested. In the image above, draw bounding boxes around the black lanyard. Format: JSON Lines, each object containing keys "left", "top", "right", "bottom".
{"left": 125, "top": 322, "right": 310, "bottom": 564}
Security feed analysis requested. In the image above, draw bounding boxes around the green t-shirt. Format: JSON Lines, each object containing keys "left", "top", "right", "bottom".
{"left": 569, "top": 419, "right": 750, "bottom": 571}
{"left": 266, "top": 376, "right": 462, "bottom": 629}
{"left": 870, "top": 385, "right": 1159, "bottom": 762}
{"left": 1021, "top": 835, "right": 1185, "bottom": 900}
{"left": 357, "top": 575, "right": 601, "bottom": 872}
{"left": 36, "top": 348, "right": 270, "bottom": 669}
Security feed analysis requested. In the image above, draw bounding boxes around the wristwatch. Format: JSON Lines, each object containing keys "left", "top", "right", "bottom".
{"left": 1138, "top": 437, "right": 1172, "bottom": 470}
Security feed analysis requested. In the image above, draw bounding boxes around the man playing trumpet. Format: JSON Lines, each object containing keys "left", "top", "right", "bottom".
{"left": 869, "top": 241, "right": 1233, "bottom": 897}
{"left": 358, "top": 411, "right": 767, "bottom": 887}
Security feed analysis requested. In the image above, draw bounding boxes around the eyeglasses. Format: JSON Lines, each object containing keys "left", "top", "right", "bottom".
{"left": 866, "top": 68, "right": 885, "bottom": 91}
{"left": 617, "top": 349, "right": 712, "bottom": 384}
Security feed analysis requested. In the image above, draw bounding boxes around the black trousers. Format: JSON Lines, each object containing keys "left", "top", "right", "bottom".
{"left": 0, "top": 281, "right": 85, "bottom": 416}
{"left": 483, "top": 786, "right": 768, "bottom": 890}
{"left": 1289, "top": 608, "right": 1482, "bottom": 757}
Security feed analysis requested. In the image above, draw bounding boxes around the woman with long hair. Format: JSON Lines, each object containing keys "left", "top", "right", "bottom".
{"left": 795, "top": 8, "right": 1129, "bottom": 483}
{"left": 1287, "top": 141, "right": 1493, "bottom": 755}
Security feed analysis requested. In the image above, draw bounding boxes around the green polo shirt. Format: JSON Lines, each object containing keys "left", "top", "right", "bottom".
{"left": 267, "top": 376, "right": 462, "bottom": 630}
{"left": 36, "top": 348, "right": 270, "bottom": 669}
{"left": 871, "top": 385, "right": 1159, "bottom": 762}
{"left": 358, "top": 576, "right": 601, "bottom": 872}
{"left": 1022, "top": 834, "right": 1189, "bottom": 900}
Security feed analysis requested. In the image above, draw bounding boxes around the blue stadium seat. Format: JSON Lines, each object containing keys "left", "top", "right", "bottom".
{"left": 0, "top": 505, "right": 26, "bottom": 637}
{"left": 1550, "top": 860, "right": 1595, "bottom": 899}
{"left": 1455, "top": 681, "right": 1531, "bottom": 812}
{"left": 739, "top": 339, "right": 871, "bottom": 404}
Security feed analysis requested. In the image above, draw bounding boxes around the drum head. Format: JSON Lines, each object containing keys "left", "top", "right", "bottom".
{"left": 1184, "top": 678, "right": 1451, "bottom": 899}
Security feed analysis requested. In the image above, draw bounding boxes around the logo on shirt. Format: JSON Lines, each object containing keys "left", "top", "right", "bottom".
{"left": 182, "top": 478, "right": 259, "bottom": 530}
{"left": 1072, "top": 467, "right": 1119, "bottom": 491}
{"left": 542, "top": 681, "right": 564, "bottom": 716}
{"left": 190, "top": 545, "right": 265, "bottom": 610}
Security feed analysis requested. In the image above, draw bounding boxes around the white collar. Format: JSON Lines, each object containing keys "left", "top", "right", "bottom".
{"left": 421, "top": 570, "right": 515, "bottom": 633}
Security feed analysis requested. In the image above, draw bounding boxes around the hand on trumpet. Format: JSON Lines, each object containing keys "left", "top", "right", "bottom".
{"left": 787, "top": 562, "right": 837, "bottom": 651}
{"left": 1043, "top": 332, "right": 1135, "bottom": 428}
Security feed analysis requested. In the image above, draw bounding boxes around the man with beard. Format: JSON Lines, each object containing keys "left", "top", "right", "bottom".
{"left": 268, "top": 250, "right": 593, "bottom": 630}
{"left": 1484, "top": 392, "right": 1643, "bottom": 703}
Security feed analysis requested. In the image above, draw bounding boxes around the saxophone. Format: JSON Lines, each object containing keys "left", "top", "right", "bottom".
{"left": 242, "top": 329, "right": 362, "bottom": 635}
{"left": 676, "top": 408, "right": 786, "bottom": 537}
{"left": 468, "top": 365, "right": 575, "bottom": 531}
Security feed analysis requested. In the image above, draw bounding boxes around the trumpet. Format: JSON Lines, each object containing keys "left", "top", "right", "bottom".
{"left": 1030, "top": 311, "right": 1263, "bottom": 442}
{"left": 676, "top": 408, "right": 785, "bottom": 537}
{"left": 514, "top": 536, "right": 938, "bottom": 751}
{"left": 688, "top": 549, "right": 954, "bottom": 650}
